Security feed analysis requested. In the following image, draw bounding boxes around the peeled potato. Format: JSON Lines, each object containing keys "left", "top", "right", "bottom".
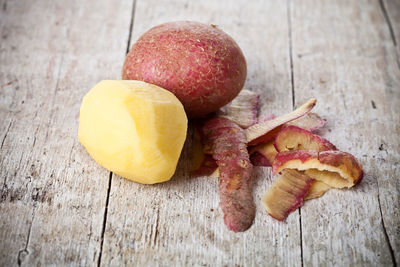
{"left": 78, "top": 80, "right": 188, "bottom": 184}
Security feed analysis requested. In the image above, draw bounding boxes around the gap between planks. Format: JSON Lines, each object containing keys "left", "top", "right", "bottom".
{"left": 97, "top": 0, "right": 137, "bottom": 266}
{"left": 92, "top": 0, "right": 398, "bottom": 265}
{"left": 287, "top": 0, "right": 304, "bottom": 266}
{"left": 376, "top": 178, "right": 397, "bottom": 266}
{"left": 379, "top": 0, "right": 397, "bottom": 46}
{"left": 378, "top": 1, "right": 398, "bottom": 265}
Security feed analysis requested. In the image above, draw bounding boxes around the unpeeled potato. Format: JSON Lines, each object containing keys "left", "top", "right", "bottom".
{"left": 78, "top": 80, "right": 187, "bottom": 184}
{"left": 122, "top": 21, "right": 247, "bottom": 118}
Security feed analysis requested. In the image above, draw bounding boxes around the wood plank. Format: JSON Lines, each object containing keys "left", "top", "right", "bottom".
{"left": 290, "top": 0, "right": 400, "bottom": 265}
{"left": 100, "top": 0, "right": 301, "bottom": 265}
{"left": 0, "top": 0, "right": 133, "bottom": 265}
{"left": 383, "top": 0, "right": 400, "bottom": 57}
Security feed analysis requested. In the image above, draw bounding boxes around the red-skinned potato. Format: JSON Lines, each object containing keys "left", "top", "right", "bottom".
{"left": 122, "top": 21, "right": 247, "bottom": 118}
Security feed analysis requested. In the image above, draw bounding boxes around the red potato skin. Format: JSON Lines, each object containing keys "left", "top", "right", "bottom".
{"left": 191, "top": 154, "right": 218, "bottom": 177}
{"left": 274, "top": 125, "right": 337, "bottom": 152}
{"left": 272, "top": 150, "right": 364, "bottom": 185}
{"left": 250, "top": 151, "right": 273, "bottom": 166}
{"left": 286, "top": 112, "right": 326, "bottom": 132}
{"left": 122, "top": 21, "right": 247, "bottom": 118}
{"left": 202, "top": 117, "right": 255, "bottom": 232}
{"left": 272, "top": 150, "right": 318, "bottom": 174}
{"left": 249, "top": 141, "right": 278, "bottom": 167}
{"left": 266, "top": 170, "right": 315, "bottom": 221}
{"left": 249, "top": 126, "right": 283, "bottom": 146}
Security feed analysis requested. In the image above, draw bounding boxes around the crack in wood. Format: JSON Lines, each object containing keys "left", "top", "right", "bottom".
{"left": 1, "top": 121, "right": 12, "bottom": 149}
{"left": 340, "top": 89, "right": 348, "bottom": 110}
{"left": 396, "top": 54, "right": 400, "bottom": 70}
{"left": 298, "top": 208, "right": 304, "bottom": 267}
{"left": 97, "top": 2, "right": 137, "bottom": 266}
{"left": 125, "top": 0, "right": 137, "bottom": 55}
{"left": 379, "top": 0, "right": 397, "bottom": 46}
{"left": 17, "top": 208, "right": 36, "bottom": 266}
{"left": 97, "top": 172, "right": 113, "bottom": 267}
{"left": 152, "top": 207, "right": 160, "bottom": 248}
{"left": 2, "top": 0, "right": 7, "bottom": 12}
{"left": 0, "top": 79, "right": 16, "bottom": 88}
{"left": 31, "top": 125, "right": 40, "bottom": 149}
{"left": 287, "top": 1, "right": 303, "bottom": 266}
{"left": 287, "top": 0, "right": 295, "bottom": 109}
{"left": 376, "top": 179, "right": 397, "bottom": 267}
{"left": 44, "top": 52, "right": 65, "bottom": 143}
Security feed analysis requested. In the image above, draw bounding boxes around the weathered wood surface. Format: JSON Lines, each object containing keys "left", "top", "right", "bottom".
{"left": 100, "top": 0, "right": 301, "bottom": 266}
{"left": 290, "top": 0, "right": 400, "bottom": 265}
{"left": 0, "top": 0, "right": 399, "bottom": 266}
{"left": 383, "top": 0, "right": 400, "bottom": 58}
{"left": 0, "top": 0, "right": 133, "bottom": 265}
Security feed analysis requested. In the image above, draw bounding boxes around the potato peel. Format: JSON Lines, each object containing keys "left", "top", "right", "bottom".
{"left": 274, "top": 125, "right": 337, "bottom": 152}
{"left": 272, "top": 150, "right": 363, "bottom": 188}
{"left": 218, "top": 89, "right": 259, "bottom": 128}
{"left": 202, "top": 117, "right": 255, "bottom": 232}
{"left": 286, "top": 112, "right": 326, "bottom": 132}
{"left": 246, "top": 98, "right": 317, "bottom": 146}
{"left": 305, "top": 181, "right": 331, "bottom": 200}
{"left": 249, "top": 141, "right": 277, "bottom": 167}
{"left": 262, "top": 169, "right": 314, "bottom": 221}
{"left": 190, "top": 93, "right": 363, "bottom": 225}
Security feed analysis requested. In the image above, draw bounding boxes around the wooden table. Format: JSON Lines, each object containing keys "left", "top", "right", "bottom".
{"left": 1, "top": 0, "right": 399, "bottom": 266}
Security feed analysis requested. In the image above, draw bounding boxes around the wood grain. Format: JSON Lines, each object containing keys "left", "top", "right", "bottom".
{"left": 100, "top": 0, "right": 301, "bottom": 266}
{"left": 383, "top": 0, "right": 400, "bottom": 56}
{"left": 0, "top": 0, "right": 398, "bottom": 266}
{"left": 290, "top": 0, "right": 400, "bottom": 265}
{"left": 0, "top": 0, "right": 133, "bottom": 265}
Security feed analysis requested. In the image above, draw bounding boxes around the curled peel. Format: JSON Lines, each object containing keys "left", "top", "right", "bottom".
{"left": 274, "top": 125, "right": 337, "bottom": 152}
{"left": 190, "top": 124, "right": 218, "bottom": 176}
{"left": 305, "top": 181, "right": 331, "bottom": 200}
{"left": 191, "top": 155, "right": 218, "bottom": 176}
{"left": 286, "top": 112, "right": 326, "bottom": 132}
{"left": 262, "top": 169, "right": 314, "bottom": 221}
{"left": 249, "top": 141, "right": 277, "bottom": 167}
{"left": 246, "top": 98, "right": 317, "bottom": 146}
{"left": 272, "top": 150, "right": 363, "bottom": 188}
{"left": 257, "top": 113, "right": 275, "bottom": 123}
{"left": 202, "top": 117, "right": 255, "bottom": 232}
{"left": 217, "top": 89, "right": 259, "bottom": 128}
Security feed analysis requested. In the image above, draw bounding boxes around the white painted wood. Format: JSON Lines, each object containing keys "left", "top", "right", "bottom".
{"left": 100, "top": 0, "right": 301, "bottom": 266}
{"left": 383, "top": 0, "right": 400, "bottom": 57}
{"left": 0, "top": 0, "right": 398, "bottom": 266}
{"left": 290, "top": 0, "right": 400, "bottom": 265}
{"left": 0, "top": 0, "right": 133, "bottom": 265}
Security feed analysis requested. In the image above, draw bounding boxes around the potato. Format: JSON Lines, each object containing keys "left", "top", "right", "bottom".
{"left": 78, "top": 80, "right": 187, "bottom": 184}
{"left": 122, "top": 21, "right": 247, "bottom": 118}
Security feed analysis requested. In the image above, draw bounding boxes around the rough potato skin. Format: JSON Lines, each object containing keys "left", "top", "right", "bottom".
{"left": 122, "top": 21, "right": 247, "bottom": 118}
{"left": 202, "top": 117, "right": 255, "bottom": 232}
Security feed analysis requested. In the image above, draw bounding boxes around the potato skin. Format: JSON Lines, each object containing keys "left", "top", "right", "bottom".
{"left": 122, "top": 21, "right": 247, "bottom": 118}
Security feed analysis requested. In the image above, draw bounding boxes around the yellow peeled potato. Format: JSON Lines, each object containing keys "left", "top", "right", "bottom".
{"left": 78, "top": 80, "right": 188, "bottom": 184}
